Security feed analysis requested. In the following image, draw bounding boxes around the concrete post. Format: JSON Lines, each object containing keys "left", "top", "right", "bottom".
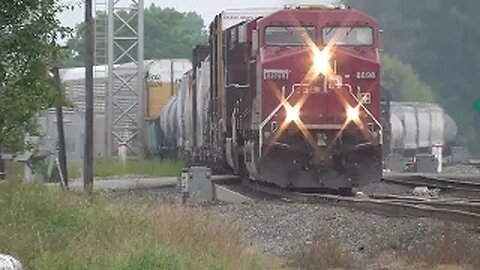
{"left": 432, "top": 143, "right": 443, "bottom": 173}
{"left": 118, "top": 142, "right": 128, "bottom": 167}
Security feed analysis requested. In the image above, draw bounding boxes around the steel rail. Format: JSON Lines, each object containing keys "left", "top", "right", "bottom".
{"left": 245, "top": 182, "right": 480, "bottom": 224}
{"left": 382, "top": 174, "right": 480, "bottom": 192}
{"left": 376, "top": 199, "right": 480, "bottom": 214}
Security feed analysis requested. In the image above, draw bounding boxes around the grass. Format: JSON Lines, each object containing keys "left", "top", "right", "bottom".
{"left": 405, "top": 223, "right": 480, "bottom": 269}
{"left": 365, "top": 223, "right": 480, "bottom": 270}
{"left": 6, "top": 159, "right": 184, "bottom": 180}
{"left": 292, "top": 223, "right": 480, "bottom": 270}
{"left": 0, "top": 180, "right": 271, "bottom": 270}
{"left": 292, "top": 234, "right": 354, "bottom": 270}
{"left": 3, "top": 160, "right": 23, "bottom": 181}
{"left": 4, "top": 158, "right": 182, "bottom": 181}
{"left": 66, "top": 158, "right": 184, "bottom": 179}
{"left": 94, "top": 158, "right": 184, "bottom": 178}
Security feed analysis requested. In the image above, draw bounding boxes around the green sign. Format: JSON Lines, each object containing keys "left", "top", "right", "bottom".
{"left": 474, "top": 98, "right": 480, "bottom": 112}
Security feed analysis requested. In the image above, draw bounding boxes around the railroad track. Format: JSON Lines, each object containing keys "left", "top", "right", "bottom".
{"left": 381, "top": 173, "right": 480, "bottom": 192}
{"left": 369, "top": 194, "right": 480, "bottom": 214}
{"left": 244, "top": 182, "right": 480, "bottom": 225}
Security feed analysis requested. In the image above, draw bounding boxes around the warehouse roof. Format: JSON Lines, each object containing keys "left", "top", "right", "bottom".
{"left": 59, "top": 59, "right": 192, "bottom": 82}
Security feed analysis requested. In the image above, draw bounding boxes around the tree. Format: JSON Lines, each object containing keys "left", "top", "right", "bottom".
{"left": 65, "top": 5, "right": 208, "bottom": 66}
{"left": 144, "top": 7, "right": 207, "bottom": 59}
{"left": 347, "top": 0, "right": 480, "bottom": 150}
{"left": 381, "top": 55, "right": 435, "bottom": 102}
{"left": 0, "top": 0, "right": 68, "bottom": 150}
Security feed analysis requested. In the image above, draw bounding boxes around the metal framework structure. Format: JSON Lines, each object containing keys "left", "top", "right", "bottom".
{"left": 94, "top": 0, "right": 108, "bottom": 115}
{"left": 94, "top": 0, "right": 108, "bottom": 66}
{"left": 106, "top": 0, "right": 145, "bottom": 157}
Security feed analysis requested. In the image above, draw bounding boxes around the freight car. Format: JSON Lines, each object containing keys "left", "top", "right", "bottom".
{"left": 382, "top": 100, "right": 464, "bottom": 171}
{"left": 145, "top": 59, "right": 192, "bottom": 156}
{"left": 160, "top": 5, "right": 384, "bottom": 192}
{"left": 389, "top": 102, "right": 457, "bottom": 156}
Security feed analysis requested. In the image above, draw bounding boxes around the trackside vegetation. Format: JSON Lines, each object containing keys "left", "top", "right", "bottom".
{"left": 0, "top": 181, "right": 270, "bottom": 270}
{"left": 93, "top": 158, "right": 184, "bottom": 178}
{"left": 67, "top": 158, "right": 184, "bottom": 179}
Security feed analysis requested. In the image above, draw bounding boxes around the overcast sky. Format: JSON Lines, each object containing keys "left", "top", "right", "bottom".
{"left": 59, "top": 0, "right": 334, "bottom": 28}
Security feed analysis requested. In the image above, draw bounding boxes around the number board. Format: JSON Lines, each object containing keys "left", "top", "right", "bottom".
{"left": 264, "top": 69, "right": 289, "bottom": 80}
{"left": 356, "top": 71, "right": 376, "bottom": 80}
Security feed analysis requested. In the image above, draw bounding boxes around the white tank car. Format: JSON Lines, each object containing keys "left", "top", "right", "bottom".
{"left": 391, "top": 104, "right": 417, "bottom": 150}
{"left": 186, "top": 72, "right": 196, "bottom": 150}
{"left": 160, "top": 58, "right": 211, "bottom": 154}
{"left": 159, "top": 96, "right": 178, "bottom": 146}
{"left": 173, "top": 71, "right": 194, "bottom": 150}
{"left": 195, "top": 57, "right": 211, "bottom": 147}
{"left": 390, "top": 102, "right": 457, "bottom": 154}
{"left": 389, "top": 113, "right": 404, "bottom": 150}
{"left": 175, "top": 73, "right": 187, "bottom": 148}
{"left": 443, "top": 113, "right": 457, "bottom": 144}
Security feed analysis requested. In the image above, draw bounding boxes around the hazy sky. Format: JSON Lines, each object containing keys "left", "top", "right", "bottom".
{"left": 60, "top": 0, "right": 333, "bottom": 28}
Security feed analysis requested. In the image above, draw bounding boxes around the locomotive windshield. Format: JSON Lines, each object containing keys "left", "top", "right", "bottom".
{"left": 265, "top": 26, "right": 316, "bottom": 46}
{"left": 322, "top": 26, "right": 373, "bottom": 46}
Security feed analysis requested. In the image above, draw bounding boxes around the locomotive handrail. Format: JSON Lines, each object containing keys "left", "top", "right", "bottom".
{"left": 258, "top": 85, "right": 296, "bottom": 156}
{"left": 259, "top": 85, "right": 296, "bottom": 128}
{"left": 343, "top": 83, "right": 383, "bottom": 142}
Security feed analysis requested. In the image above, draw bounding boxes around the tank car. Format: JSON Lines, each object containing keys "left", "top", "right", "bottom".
{"left": 388, "top": 102, "right": 458, "bottom": 156}
{"left": 160, "top": 5, "right": 383, "bottom": 192}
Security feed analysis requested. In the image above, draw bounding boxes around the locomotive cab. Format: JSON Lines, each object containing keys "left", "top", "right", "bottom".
{"left": 240, "top": 6, "right": 383, "bottom": 191}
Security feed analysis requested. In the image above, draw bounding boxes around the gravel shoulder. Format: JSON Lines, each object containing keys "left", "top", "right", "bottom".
{"left": 209, "top": 202, "right": 480, "bottom": 267}
{"left": 114, "top": 184, "right": 480, "bottom": 270}
{"left": 105, "top": 164, "right": 480, "bottom": 269}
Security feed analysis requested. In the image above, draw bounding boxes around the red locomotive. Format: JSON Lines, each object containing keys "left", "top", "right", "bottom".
{"left": 160, "top": 5, "right": 383, "bottom": 192}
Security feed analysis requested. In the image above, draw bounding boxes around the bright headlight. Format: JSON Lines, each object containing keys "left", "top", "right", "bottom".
{"left": 286, "top": 105, "right": 300, "bottom": 122}
{"left": 346, "top": 106, "right": 360, "bottom": 122}
{"left": 313, "top": 50, "right": 332, "bottom": 76}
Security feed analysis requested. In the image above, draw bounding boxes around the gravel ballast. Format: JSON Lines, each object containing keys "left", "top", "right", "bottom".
{"left": 209, "top": 202, "right": 479, "bottom": 257}
{"left": 107, "top": 172, "right": 480, "bottom": 269}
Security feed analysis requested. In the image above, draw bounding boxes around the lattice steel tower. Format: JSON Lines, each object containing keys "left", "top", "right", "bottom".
{"left": 94, "top": 0, "right": 108, "bottom": 114}
{"left": 105, "top": 0, "right": 145, "bottom": 157}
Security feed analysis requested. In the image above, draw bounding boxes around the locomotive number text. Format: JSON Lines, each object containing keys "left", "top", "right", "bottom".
{"left": 356, "top": 71, "right": 376, "bottom": 80}
{"left": 264, "top": 69, "right": 289, "bottom": 80}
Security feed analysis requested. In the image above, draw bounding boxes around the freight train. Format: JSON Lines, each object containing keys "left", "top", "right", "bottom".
{"left": 382, "top": 100, "right": 463, "bottom": 171}
{"left": 388, "top": 102, "right": 458, "bottom": 156}
{"left": 159, "top": 5, "right": 384, "bottom": 192}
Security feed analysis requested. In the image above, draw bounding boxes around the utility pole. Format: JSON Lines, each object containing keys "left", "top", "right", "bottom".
{"left": 0, "top": 148, "right": 4, "bottom": 180}
{"left": 84, "top": 0, "right": 94, "bottom": 192}
{"left": 52, "top": 53, "right": 69, "bottom": 189}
